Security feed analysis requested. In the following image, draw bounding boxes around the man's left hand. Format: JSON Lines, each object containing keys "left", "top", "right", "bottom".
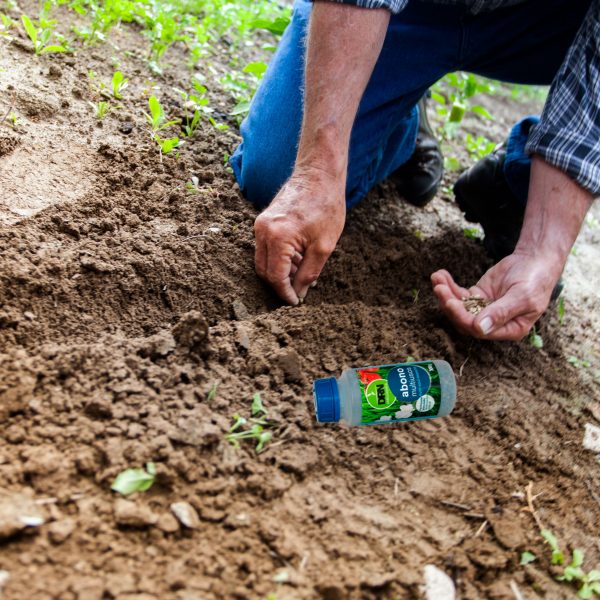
{"left": 431, "top": 250, "right": 562, "bottom": 341}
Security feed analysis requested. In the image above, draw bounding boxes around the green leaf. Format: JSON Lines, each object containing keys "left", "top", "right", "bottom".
{"left": 148, "top": 96, "right": 163, "bottom": 126}
{"left": 160, "top": 137, "right": 180, "bottom": 154}
{"left": 444, "top": 156, "right": 461, "bottom": 172}
{"left": 243, "top": 61, "right": 267, "bottom": 78}
{"left": 586, "top": 571, "right": 600, "bottom": 583}
{"left": 578, "top": 584, "right": 594, "bottom": 600}
{"left": 207, "top": 382, "right": 218, "bottom": 402}
{"left": 449, "top": 102, "right": 466, "bottom": 123}
{"left": 541, "top": 529, "right": 564, "bottom": 565}
{"left": 471, "top": 105, "right": 493, "bottom": 120}
{"left": 111, "top": 463, "right": 156, "bottom": 495}
{"left": 40, "top": 44, "right": 66, "bottom": 53}
{"left": 430, "top": 91, "right": 446, "bottom": 105}
{"left": 572, "top": 549, "right": 585, "bottom": 568}
{"left": 529, "top": 331, "right": 544, "bottom": 349}
{"left": 249, "top": 16, "right": 290, "bottom": 35}
{"left": 252, "top": 392, "right": 267, "bottom": 417}
{"left": 21, "top": 14, "right": 37, "bottom": 46}
{"left": 557, "top": 297, "right": 565, "bottom": 325}
{"left": 520, "top": 551, "right": 536, "bottom": 565}
{"left": 231, "top": 100, "right": 251, "bottom": 116}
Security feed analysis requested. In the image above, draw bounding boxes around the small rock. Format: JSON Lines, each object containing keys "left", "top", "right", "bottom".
{"left": 0, "top": 494, "right": 45, "bottom": 540}
{"left": 23, "top": 311, "right": 36, "bottom": 321}
{"left": 48, "top": 518, "right": 76, "bottom": 544}
{"left": 422, "top": 565, "right": 455, "bottom": 600}
{"left": 0, "top": 570, "right": 10, "bottom": 593}
{"left": 170, "top": 502, "right": 200, "bottom": 529}
{"left": 583, "top": 423, "right": 600, "bottom": 453}
{"left": 114, "top": 499, "right": 158, "bottom": 528}
{"left": 231, "top": 299, "right": 250, "bottom": 320}
{"left": 156, "top": 512, "right": 180, "bottom": 533}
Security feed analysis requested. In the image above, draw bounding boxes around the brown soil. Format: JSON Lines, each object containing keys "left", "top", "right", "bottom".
{"left": 1, "top": 5, "right": 599, "bottom": 600}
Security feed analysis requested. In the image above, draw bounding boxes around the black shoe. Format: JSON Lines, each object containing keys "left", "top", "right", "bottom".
{"left": 454, "top": 146, "right": 563, "bottom": 301}
{"left": 390, "top": 95, "right": 444, "bottom": 207}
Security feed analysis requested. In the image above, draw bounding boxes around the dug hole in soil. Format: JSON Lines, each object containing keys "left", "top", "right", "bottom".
{"left": 1, "top": 4, "right": 600, "bottom": 599}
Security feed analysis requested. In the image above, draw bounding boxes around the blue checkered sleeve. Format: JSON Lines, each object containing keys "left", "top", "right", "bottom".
{"left": 526, "top": 0, "right": 600, "bottom": 196}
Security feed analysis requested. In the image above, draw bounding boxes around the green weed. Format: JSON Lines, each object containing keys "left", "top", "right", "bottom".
{"left": 144, "top": 95, "right": 181, "bottom": 157}
{"left": 21, "top": 10, "right": 68, "bottom": 55}
{"left": 111, "top": 70, "right": 128, "bottom": 99}
{"left": 539, "top": 530, "right": 600, "bottom": 598}
{"left": 567, "top": 355, "right": 591, "bottom": 369}
{"left": 226, "top": 392, "right": 273, "bottom": 453}
{"left": 90, "top": 100, "right": 112, "bottom": 119}
{"left": 463, "top": 226, "right": 483, "bottom": 240}
{"left": 528, "top": 326, "right": 543, "bottom": 349}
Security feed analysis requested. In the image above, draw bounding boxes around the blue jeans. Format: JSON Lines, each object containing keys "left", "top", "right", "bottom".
{"left": 230, "top": 0, "right": 590, "bottom": 210}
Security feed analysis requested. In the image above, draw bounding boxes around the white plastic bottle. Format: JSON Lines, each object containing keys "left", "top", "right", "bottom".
{"left": 313, "top": 359, "right": 456, "bottom": 426}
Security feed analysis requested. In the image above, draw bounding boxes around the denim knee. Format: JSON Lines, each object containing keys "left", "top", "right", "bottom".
{"left": 230, "top": 136, "right": 294, "bottom": 210}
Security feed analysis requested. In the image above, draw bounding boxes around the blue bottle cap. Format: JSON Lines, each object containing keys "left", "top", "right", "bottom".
{"left": 313, "top": 377, "right": 340, "bottom": 423}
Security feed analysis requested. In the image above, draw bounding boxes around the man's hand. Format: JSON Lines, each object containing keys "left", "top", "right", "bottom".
{"left": 431, "top": 251, "right": 561, "bottom": 341}
{"left": 253, "top": 3, "right": 389, "bottom": 304}
{"left": 254, "top": 169, "right": 346, "bottom": 305}
{"left": 432, "top": 156, "right": 594, "bottom": 341}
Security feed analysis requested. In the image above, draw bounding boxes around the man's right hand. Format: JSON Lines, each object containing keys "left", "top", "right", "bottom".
{"left": 254, "top": 168, "right": 346, "bottom": 305}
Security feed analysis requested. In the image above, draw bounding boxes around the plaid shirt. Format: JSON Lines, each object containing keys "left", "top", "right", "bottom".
{"left": 323, "top": 0, "right": 600, "bottom": 196}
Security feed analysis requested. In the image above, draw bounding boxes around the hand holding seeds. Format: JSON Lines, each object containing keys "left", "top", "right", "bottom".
{"left": 431, "top": 251, "right": 561, "bottom": 341}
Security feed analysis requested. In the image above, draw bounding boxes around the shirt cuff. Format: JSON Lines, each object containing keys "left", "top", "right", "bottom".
{"left": 526, "top": 126, "right": 600, "bottom": 197}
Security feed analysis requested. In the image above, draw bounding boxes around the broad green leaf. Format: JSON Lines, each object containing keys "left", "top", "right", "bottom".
{"left": 249, "top": 16, "right": 290, "bottom": 35}
{"left": 21, "top": 15, "right": 37, "bottom": 45}
{"left": 111, "top": 462, "right": 156, "bottom": 495}
{"left": 520, "top": 551, "right": 536, "bottom": 565}
{"left": 243, "top": 61, "right": 267, "bottom": 78}
{"left": 148, "top": 96, "right": 162, "bottom": 125}
{"left": 449, "top": 102, "right": 466, "bottom": 123}
{"left": 586, "top": 571, "right": 600, "bottom": 582}
{"left": 160, "top": 137, "right": 180, "bottom": 154}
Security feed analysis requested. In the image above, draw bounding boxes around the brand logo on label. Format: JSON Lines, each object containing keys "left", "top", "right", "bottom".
{"left": 387, "top": 365, "right": 431, "bottom": 401}
{"left": 365, "top": 379, "right": 395, "bottom": 410}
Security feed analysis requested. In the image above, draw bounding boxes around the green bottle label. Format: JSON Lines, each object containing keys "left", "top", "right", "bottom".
{"left": 357, "top": 361, "right": 442, "bottom": 425}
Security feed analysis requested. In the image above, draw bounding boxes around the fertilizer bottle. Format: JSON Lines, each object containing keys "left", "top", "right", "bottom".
{"left": 313, "top": 360, "right": 456, "bottom": 426}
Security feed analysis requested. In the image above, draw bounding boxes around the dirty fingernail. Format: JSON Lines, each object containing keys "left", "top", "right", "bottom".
{"left": 479, "top": 316, "right": 493, "bottom": 334}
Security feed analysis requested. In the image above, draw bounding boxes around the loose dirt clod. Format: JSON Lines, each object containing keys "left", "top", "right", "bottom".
{"left": 0, "top": 494, "right": 45, "bottom": 540}
{"left": 462, "top": 295, "right": 492, "bottom": 315}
